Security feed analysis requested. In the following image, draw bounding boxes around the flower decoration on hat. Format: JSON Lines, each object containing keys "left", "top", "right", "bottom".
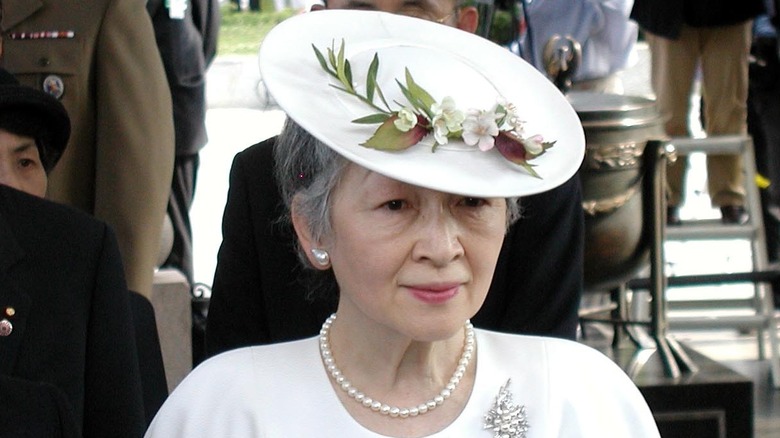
{"left": 313, "top": 40, "right": 555, "bottom": 178}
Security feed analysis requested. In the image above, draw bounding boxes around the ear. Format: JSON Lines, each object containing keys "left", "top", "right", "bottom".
{"left": 456, "top": 6, "right": 479, "bottom": 34}
{"left": 291, "top": 195, "right": 331, "bottom": 270}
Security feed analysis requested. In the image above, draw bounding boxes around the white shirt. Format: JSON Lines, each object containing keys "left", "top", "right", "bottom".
{"left": 521, "top": 0, "right": 638, "bottom": 82}
{"left": 146, "top": 329, "right": 660, "bottom": 437}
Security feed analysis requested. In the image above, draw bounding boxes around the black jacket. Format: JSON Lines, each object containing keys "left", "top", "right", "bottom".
{"left": 146, "top": 0, "right": 220, "bottom": 156}
{"left": 205, "top": 137, "right": 584, "bottom": 357}
{"left": 631, "top": 0, "right": 765, "bottom": 39}
{"left": 0, "top": 184, "right": 146, "bottom": 437}
{"left": 0, "top": 374, "right": 80, "bottom": 438}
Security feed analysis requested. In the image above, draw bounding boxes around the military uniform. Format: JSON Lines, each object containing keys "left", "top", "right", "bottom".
{"left": 0, "top": 0, "right": 175, "bottom": 298}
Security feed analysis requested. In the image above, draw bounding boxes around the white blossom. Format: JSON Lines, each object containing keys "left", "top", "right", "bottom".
{"left": 462, "top": 109, "right": 500, "bottom": 151}
{"left": 522, "top": 134, "right": 545, "bottom": 155}
{"left": 393, "top": 107, "right": 417, "bottom": 132}
{"left": 430, "top": 97, "right": 465, "bottom": 145}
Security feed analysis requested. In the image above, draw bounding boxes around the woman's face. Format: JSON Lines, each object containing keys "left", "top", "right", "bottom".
{"left": 320, "top": 163, "right": 507, "bottom": 341}
{"left": 0, "top": 129, "right": 47, "bottom": 197}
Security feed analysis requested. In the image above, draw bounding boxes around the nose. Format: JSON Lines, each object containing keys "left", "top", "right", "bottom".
{"left": 411, "top": 207, "right": 464, "bottom": 266}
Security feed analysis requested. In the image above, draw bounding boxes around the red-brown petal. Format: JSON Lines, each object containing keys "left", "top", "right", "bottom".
{"left": 494, "top": 131, "right": 528, "bottom": 164}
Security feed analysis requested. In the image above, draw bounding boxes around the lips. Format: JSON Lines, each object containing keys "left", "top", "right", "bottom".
{"left": 406, "top": 284, "right": 461, "bottom": 305}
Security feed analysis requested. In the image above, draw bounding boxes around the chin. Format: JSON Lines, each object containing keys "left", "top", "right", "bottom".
{"left": 402, "top": 309, "right": 474, "bottom": 343}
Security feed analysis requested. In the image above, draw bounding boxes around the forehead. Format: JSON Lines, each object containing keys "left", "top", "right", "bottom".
{"left": 0, "top": 129, "right": 37, "bottom": 153}
{"left": 335, "top": 161, "right": 470, "bottom": 201}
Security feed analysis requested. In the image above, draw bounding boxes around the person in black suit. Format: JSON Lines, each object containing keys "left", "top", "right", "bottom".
{"left": 0, "top": 68, "right": 147, "bottom": 437}
{"left": 205, "top": 0, "right": 584, "bottom": 358}
{"left": 0, "top": 184, "right": 147, "bottom": 437}
{"left": 147, "top": 0, "right": 220, "bottom": 284}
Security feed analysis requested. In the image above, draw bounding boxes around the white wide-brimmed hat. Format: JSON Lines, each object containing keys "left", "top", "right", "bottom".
{"left": 259, "top": 9, "right": 584, "bottom": 198}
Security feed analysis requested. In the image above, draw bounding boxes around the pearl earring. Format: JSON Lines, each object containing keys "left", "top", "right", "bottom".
{"left": 311, "top": 248, "right": 330, "bottom": 266}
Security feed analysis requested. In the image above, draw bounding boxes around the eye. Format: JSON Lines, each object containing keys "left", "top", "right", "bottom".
{"left": 18, "top": 158, "right": 38, "bottom": 168}
{"left": 384, "top": 199, "right": 406, "bottom": 211}
{"left": 460, "top": 197, "right": 488, "bottom": 208}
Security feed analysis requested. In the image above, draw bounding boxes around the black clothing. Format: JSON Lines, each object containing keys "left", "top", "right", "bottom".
{"left": 147, "top": 0, "right": 219, "bottom": 282}
{"left": 631, "top": 0, "right": 765, "bottom": 39}
{"left": 0, "top": 374, "right": 81, "bottom": 438}
{"left": 0, "top": 184, "right": 146, "bottom": 437}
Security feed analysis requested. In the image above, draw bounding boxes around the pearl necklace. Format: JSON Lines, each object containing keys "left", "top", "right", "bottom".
{"left": 319, "top": 313, "right": 475, "bottom": 419}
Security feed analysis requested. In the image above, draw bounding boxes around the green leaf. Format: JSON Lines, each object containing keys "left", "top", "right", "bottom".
{"left": 327, "top": 43, "right": 336, "bottom": 70}
{"left": 344, "top": 59, "right": 353, "bottom": 89}
{"left": 520, "top": 162, "right": 541, "bottom": 179}
{"left": 405, "top": 68, "right": 436, "bottom": 118}
{"left": 375, "top": 80, "right": 391, "bottom": 111}
{"left": 366, "top": 53, "right": 379, "bottom": 102}
{"left": 312, "top": 45, "right": 331, "bottom": 75}
{"left": 336, "top": 40, "right": 350, "bottom": 88}
{"left": 395, "top": 80, "right": 418, "bottom": 110}
{"left": 362, "top": 115, "right": 428, "bottom": 150}
{"left": 353, "top": 113, "right": 391, "bottom": 124}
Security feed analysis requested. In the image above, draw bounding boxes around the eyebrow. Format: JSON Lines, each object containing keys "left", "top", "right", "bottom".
{"left": 344, "top": 0, "right": 379, "bottom": 9}
{"left": 12, "top": 141, "right": 37, "bottom": 154}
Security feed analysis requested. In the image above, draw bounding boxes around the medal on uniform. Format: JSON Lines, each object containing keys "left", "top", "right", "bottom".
{"left": 0, "top": 308, "right": 14, "bottom": 337}
{"left": 42, "top": 75, "right": 65, "bottom": 100}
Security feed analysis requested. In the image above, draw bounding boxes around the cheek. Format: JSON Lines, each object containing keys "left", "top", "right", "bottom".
{"left": 28, "top": 171, "right": 48, "bottom": 198}
{"left": 466, "top": 217, "right": 507, "bottom": 272}
{"left": 471, "top": 235, "right": 504, "bottom": 273}
{"left": 331, "top": 229, "right": 402, "bottom": 276}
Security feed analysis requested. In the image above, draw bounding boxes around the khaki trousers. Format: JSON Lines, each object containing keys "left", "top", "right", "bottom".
{"left": 647, "top": 22, "right": 752, "bottom": 207}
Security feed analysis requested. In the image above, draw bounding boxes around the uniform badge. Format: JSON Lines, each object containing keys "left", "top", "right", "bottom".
{"left": 42, "top": 74, "right": 65, "bottom": 100}
{"left": 0, "top": 319, "right": 13, "bottom": 337}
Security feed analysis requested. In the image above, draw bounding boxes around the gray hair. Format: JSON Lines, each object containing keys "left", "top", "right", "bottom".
{"left": 273, "top": 117, "right": 522, "bottom": 271}
{"left": 274, "top": 117, "right": 349, "bottom": 246}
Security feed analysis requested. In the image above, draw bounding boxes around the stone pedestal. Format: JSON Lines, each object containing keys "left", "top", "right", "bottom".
{"left": 151, "top": 268, "right": 192, "bottom": 393}
{"left": 588, "top": 341, "right": 753, "bottom": 437}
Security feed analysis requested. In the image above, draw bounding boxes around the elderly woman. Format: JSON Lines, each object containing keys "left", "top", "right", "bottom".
{"left": 146, "top": 10, "right": 659, "bottom": 438}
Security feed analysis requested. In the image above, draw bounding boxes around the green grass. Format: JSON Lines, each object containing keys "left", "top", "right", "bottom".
{"left": 216, "top": 4, "right": 512, "bottom": 56}
{"left": 217, "top": 3, "right": 297, "bottom": 56}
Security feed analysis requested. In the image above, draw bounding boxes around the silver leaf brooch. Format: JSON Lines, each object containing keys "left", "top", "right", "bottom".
{"left": 483, "top": 379, "right": 529, "bottom": 438}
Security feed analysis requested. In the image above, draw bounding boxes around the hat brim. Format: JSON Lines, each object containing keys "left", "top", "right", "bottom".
{"left": 0, "top": 86, "right": 70, "bottom": 168}
{"left": 259, "top": 10, "right": 585, "bottom": 198}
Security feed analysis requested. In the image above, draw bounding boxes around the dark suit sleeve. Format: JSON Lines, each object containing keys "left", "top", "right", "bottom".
{"left": 474, "top": 173, "right": 584, "bottom": 340}
{"left": 147, "top": 0, "right": 212, "bottom": 156}
{"left": 0, "top": 375, "right": 81, "bottom": 438}
{"left": 192, "top": 0, "right": 221, "bottom": 66}
{"left": 206, "top": 148, "right": 271, "bottom": 356}
{"left": 82, "top": 225, "right": 146, "bottom": 438}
